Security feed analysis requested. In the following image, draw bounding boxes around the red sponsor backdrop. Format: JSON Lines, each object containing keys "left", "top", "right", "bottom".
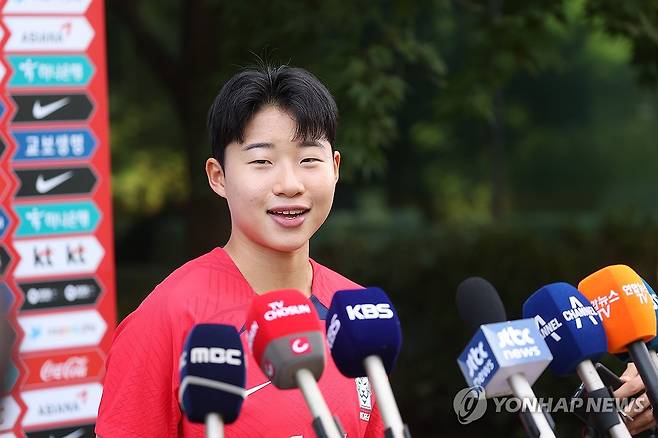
{"left": 0, "top": 0, "right": 116, "bottom": 435}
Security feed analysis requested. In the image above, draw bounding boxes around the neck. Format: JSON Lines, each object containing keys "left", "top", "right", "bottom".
{"left": 223, "top": 231, "right": 313, "bottom": 297}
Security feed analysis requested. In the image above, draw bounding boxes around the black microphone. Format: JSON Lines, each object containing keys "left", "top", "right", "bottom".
{"left": 179, "top": 324, "right": 247, "bottom": 438}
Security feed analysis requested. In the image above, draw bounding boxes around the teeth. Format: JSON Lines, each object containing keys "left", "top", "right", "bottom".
{"left": 272, "top": 209, "right": 305, "bottom": 215}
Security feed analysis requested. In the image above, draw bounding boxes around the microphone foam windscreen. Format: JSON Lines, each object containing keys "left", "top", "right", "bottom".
{"left": 179, "top": 324, "right": 246, "bottom": 424}
{"left": 522, "top": 282, "right": 607, "bottom": 375}
{"left": 326, "top": 287, "right": 402, "bottom": 378}
{"left": 245, "top": 289, "right": 325, "bottom": 388}
{"left": 578, "top": 265, "right": 657, "bottom": 353}
{"left": 456, "top": 277, "right": 507, "bottom": 333}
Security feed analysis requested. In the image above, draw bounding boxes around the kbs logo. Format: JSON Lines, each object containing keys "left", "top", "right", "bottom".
{"left": 190, "top": 347, "right": 242, "bottom": 366}
{"left": 326, "top": 313, "right": 341, "bottom": 349}
{"left": 345, "top": 303, "right": 393, "bottom": 321}
{"left": 290, "top": 337, "right": 311, "bottom": 355}
{"left": 264, "top": 300, "right": 311, "bottom": 321}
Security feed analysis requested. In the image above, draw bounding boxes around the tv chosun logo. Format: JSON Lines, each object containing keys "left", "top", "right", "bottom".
{"left": 453, "top": 385, "right": 487, "bottom": 424}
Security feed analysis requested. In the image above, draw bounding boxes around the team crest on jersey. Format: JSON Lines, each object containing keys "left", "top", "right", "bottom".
{"left": 355, "top": 377, "right": 372, "bottom": 411}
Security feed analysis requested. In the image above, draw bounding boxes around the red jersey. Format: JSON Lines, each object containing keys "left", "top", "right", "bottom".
{"left": 96, "top": 247, "right": 384, "bottom": 437}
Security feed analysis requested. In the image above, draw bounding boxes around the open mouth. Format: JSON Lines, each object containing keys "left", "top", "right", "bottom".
{"left": 266, "top": 208, "right": 310, "bottom": 219}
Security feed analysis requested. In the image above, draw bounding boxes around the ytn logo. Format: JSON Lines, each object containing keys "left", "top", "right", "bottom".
{"left": 190, "top": 347, "right": 242, "bottom": 366}
{"left": 346, "top": 303, "right": 393, "bottom": 321}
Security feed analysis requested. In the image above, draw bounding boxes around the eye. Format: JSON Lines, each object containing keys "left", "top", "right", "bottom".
{"left": 249, "top": 159, "right": 271, "bottom": 165}
{"left": 301, "top": 158, "right": 323, "bottom": 164}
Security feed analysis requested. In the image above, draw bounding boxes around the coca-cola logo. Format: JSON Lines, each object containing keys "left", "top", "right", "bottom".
{"left": 40, "top": 356, "right": 88, "bottom": 382}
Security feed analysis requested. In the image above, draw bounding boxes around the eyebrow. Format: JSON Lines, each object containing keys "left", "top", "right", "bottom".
{"left": 242, "top": 142, "right": 273, "bottom": 151}
{"left": 242, "top": 140, "right": 325, "bottom": 151}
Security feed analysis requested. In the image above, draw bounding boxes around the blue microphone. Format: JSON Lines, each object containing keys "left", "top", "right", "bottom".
{"left": 522, "top": 282, "right": 607, "bottom": 376}
{"left": 522, "top": 283, "right": 630, "bottom": 438}
{"left": 326, "top": 287, "right": 409, "bottom": 438}
{"left": 179, "top": 324, "right": 246, "bottom": 438}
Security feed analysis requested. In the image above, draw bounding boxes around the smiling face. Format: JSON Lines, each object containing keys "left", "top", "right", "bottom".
{"left": 207, "top": 105, "right": 340, "bottom": 253}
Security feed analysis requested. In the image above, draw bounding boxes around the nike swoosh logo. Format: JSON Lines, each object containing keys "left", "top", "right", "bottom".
{"left": 32, "top": 97, "right": 70, "bottom": 119}
{"left": 49, "top": 428, "right": 86, "bottom": 438}
{"left": 245, "top": 380, "right": 271, "bottom": 396}
{"left": 36, "top": 171, "right": 74, "bottom": 194}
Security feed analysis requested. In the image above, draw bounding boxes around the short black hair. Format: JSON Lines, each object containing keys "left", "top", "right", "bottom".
{"left": 207, "top": 64, "right": 338, "bottom": 166}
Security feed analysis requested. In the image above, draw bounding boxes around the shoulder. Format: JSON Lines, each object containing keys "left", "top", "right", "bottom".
{"left": 118, "top": 248, "right": 250, "bottom": 333}
{"left": 310, "top": 258, "right": 363, "bottom": 306}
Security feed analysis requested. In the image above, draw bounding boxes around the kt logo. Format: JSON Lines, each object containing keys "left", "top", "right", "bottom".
{"left": 33, "top": 246, "right": 52, "bottom": 267}
{"left": 67, "top": 244, "right": 85, "bottom": 264}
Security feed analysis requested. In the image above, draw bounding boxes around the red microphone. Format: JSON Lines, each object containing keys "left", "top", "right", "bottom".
{"left": 245, "top": 289, "right": 343, "bottom": 438}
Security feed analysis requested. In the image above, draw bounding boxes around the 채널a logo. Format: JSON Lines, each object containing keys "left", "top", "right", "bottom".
{"left": 453, "top": 385, "right": 487, "bottom": 424}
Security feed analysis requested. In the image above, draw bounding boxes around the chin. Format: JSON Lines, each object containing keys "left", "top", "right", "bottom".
{"left": 265, "top": 238, "right": 309, "bottom": 254}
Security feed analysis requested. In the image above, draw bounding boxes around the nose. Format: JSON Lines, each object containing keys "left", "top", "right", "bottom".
{"left": 272, "top": 163, "right": 305, "bottom": 197}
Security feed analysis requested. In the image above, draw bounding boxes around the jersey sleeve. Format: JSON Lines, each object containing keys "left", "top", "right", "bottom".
{"left": 95, "top": 291, "right": 181, "bottom": 437}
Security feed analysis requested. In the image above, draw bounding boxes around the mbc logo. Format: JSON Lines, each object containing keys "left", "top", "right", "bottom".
{"left": 189, "top": 347, "right": 242, "bottom": 366}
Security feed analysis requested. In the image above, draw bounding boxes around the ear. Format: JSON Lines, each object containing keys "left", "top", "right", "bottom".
{"left": 206, "top": 158, "right": 227, "bottom": 198}
{"left": 332, "top": 150, "right": 341, "bottom": 183}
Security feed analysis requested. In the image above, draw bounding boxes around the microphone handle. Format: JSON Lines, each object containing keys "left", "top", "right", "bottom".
{"left": 650, "top": 349, "right": 658, "bottom": 369}
{"left": 576, "top": 360, "right": 631, "bottom": 438}
{"left": 363, "top": 355, "right": 408, "bottom": 438}
{"left": 295, "top": 368, "right": 342, "bottom": 438}
{"left": 507, "top": 373, "right": 556, "bottom": 438}
{"left": 627, "top": 341, "right": 658, "bottom": 423}
{"left": 205, "top": 412, "right": 224, "bottom": 438}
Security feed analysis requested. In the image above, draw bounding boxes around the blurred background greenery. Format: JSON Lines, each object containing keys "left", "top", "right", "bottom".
{"left": 107, "top": 0, "right": 658, "bottom": 436}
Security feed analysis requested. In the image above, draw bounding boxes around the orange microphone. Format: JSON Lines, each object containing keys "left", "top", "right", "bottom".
{"left": 579, "top": 265, "right": 658, "bottom": 421}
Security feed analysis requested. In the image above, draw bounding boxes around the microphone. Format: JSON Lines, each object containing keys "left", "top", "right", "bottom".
{"left": 179, "top": 324, "right": 247, "bottom": 438}
{"left": 642, "top": 279, "right": 658, "bottom": 368}
{"left": 616, "top": 278, "right": 658, "bottom": 367}
{"left": 523, "top": 282, "right": 631, "bottom": 438}
{"left": 326, "top": 287, "right": 410, "bottom": 438}
{"left": 578, "top": 265, "right": 658, "bottom": 423}
{"left": 456, "top": 277, "right": 556, "bottom": 438}
{"left": 245, "top": 289, "right": 343, "bottom": 438}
